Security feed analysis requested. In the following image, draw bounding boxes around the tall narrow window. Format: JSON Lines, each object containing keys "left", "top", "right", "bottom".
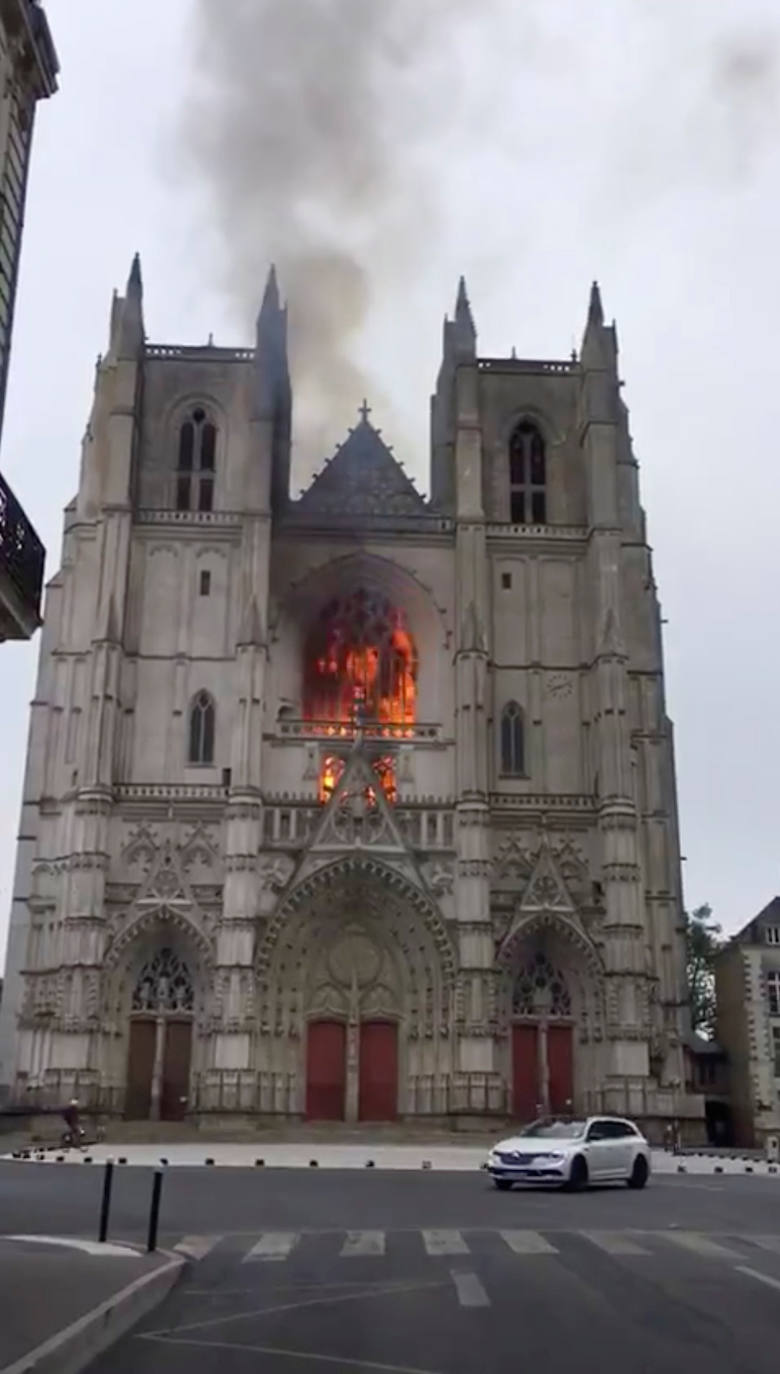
{"left": 188, "top": 690, "right": 215, "bottom": 764}
{"left": 768, "top": 970, "right": 780, "bottom": 1017}
{"left": 176, "top": 407, "right": 217, "bottom": 512}
{"left": 508, "top": 420, "right": 546, "bottom": 524}
{"left": 500, "top": 701, "right": 525, "bottom": 776}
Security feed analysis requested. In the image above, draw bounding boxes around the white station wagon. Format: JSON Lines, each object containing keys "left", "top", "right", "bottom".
{"left": 487, "top": 1115, "right": 651, "bottom": 1191}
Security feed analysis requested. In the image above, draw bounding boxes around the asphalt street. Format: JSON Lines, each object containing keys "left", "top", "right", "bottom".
{"left": 3, "top": 1164, "right": 780, "bottom": 1373}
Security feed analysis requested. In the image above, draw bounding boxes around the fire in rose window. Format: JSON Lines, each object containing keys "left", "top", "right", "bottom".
{"left": 304, "top": 590, "right": 418, "bottom": 728}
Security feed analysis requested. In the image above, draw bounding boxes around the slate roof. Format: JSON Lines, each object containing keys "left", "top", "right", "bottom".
{"left": 296, "top": 412, "right": 427, "bottom": 518}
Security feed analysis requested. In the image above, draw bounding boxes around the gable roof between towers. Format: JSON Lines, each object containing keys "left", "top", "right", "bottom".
{"left": 296, "top": 414, "right": 427, "bottom": 518}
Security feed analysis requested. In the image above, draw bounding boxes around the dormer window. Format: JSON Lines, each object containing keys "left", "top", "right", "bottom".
{"left": 766, "top": 926, "right": 780, "bottom": 946}
{"left": 176, "top": 407, "right": 217, "bottom": 513}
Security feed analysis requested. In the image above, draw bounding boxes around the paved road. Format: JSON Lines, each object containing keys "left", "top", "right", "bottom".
{"left": 3, "top": 1165, "right": 779, "bottom": 1373}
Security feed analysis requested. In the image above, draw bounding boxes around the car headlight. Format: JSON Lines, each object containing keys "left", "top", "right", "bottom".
{"left": 537, "top": 1152, "right": 564, "bottom": 1162}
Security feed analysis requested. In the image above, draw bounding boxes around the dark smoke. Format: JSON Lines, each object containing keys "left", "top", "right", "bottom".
{"left": 181, "top": 0, "right": 486, "bottom": 469}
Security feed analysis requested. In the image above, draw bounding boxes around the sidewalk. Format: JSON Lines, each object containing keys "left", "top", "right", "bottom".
{"left": 3, "top": 1140, "right": 778, "bottom": 1175}
{"left": 0, "top": 1237, "right": 182, "bottom": 1373}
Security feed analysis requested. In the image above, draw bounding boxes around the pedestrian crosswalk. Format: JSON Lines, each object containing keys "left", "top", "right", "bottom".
{"left": 172, "top": 1228, "right": 780, "bottom": 1268}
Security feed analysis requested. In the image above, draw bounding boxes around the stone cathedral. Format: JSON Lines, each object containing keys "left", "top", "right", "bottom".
{"left": 0, "top": 259, "right": 702, "bottom": 1133}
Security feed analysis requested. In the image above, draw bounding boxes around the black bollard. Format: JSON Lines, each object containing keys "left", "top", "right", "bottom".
{"left": 147, "top": 1168, "right": 164, "bottom": 1254}
{"left": 98, "top": 1160, "right": 115, "bottom": 1244}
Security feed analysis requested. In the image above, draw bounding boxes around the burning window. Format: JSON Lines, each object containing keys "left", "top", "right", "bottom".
{"left": 304, "top": 590, "right": 417, "bottom": 727}
{"left": 318, "top": 751, "right": 397, "bottom": 805}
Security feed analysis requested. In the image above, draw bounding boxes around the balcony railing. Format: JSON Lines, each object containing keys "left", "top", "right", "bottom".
{"left": 0, "top": 470, "right": 45, "bottom": 639}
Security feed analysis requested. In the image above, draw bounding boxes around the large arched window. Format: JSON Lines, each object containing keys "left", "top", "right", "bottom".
{"left": 303, "top": 589, "right": 418, "bottom": 727}
{"left": 176, "top": 407, "right": 217, "bottom": 513}
{"left": 133, "top": 948, "right": 194, "bottom": 1014}
{"left": 508, "top": 420, "right": 546, "bottom": 524}
{"left": 188, "top": 690, "right": 215, "bottom": 764}
{"left": 501, "top": 701, "right": 525, "bottom": 776}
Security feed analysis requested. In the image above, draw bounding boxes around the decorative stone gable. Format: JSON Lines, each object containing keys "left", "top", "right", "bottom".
{"left": 296, "top": 412, "right": 427, "bottom": 517}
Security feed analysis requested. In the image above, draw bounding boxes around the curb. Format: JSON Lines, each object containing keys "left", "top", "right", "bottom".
{"left": 0, "top": 1252, "right": 184, "bottom": 1374}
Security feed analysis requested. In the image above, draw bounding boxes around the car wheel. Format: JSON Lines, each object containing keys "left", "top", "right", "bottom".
{"left": 627, "top": 1155, "right": 648, "bottom": 1190}
{"left": 494, "top": 1178, "right": 513, "bottom": 1192}
{"left": 566, "top": 1155, "right": 588, "bottom": 1192}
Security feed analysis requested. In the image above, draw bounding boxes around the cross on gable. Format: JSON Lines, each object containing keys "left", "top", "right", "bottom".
{"left": 358, "top": 398, "right": 372, "bottom": 423}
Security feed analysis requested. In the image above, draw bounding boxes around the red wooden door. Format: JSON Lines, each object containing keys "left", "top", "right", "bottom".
{"left": 161, "top": 1020, "right": 192, "bottom": 1121}
{"left": 358, "top": 1021, "right": 398, "bottom": 1122}
{"left": 306, "top": 1020, "right": 346, "bottom": 1120}
{"left": 125, "top": 1020, "right": 155, "bottom": 1119}
{"left": 548, "top": 1024, "right": 574, "bottom": 1114}
{"left": 512, "top": 1024, "right": 539, "bottom": 1122}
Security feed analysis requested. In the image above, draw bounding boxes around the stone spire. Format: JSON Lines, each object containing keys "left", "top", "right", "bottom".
{"left": 452, "top": 275, "right": 477, "bottom": 359}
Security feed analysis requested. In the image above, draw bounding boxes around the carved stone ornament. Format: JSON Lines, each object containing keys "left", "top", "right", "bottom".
{"left": 426, "top": 861, "right": 454, "bottom": 897}
{"left": 258, "top": 856, "right": 295, "bottom": 893}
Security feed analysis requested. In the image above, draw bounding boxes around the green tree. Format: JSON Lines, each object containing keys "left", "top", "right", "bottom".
{"left": 685, "top": 903, "right": 723, "bottom": 1038}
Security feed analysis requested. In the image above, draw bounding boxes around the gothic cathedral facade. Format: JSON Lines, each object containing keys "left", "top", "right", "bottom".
{"left": 0, "top": 260, "right": 701, "bottom": 1132}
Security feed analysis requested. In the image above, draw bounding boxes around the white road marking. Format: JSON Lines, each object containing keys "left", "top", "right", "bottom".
{"left": 451, "top": 1270, "right": 491, "bottom": 1308}
{"left": 142, "top": 1330, "right": 451, "bottom": 1373}
{"left": 581, "top": 1232, "right": 650, "bottom": 1256}
{"left": 500, "top": 1230, "right": 558, "bottom": 1255}
{"left": 422, "top": 1230, "right": 469, "bottom": 1256}
{"left": 662, "top": 1232, "right": 739, "bottom": 1260}
{"left": 735, "top": 1265, "right": 780, "bottom": 1294}
{"left": 2, "top": 1234, "right": 140, "bottom": 1259}
{"left": 341, "top": 1231, "right": 386, "bottom": 1257}
{"left": 242, "top": 1232, "right": 299, "bottom": 1262}
{"left": 174, "top": 1235, "right": 223, "bottom": 1261}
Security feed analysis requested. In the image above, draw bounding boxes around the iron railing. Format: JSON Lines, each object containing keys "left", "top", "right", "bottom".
{"left": 0, "top": 470, "right": 44, "bottom": 626}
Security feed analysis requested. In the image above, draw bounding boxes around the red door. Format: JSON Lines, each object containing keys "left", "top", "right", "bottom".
{"left": 512, "top": 1024, "right": 539, "bottom": 1122}
{"left": 306, "top": 1020, "right": 346, "bottom": 1120}
{"left": 358, "top": 1021, "right": 398, "bottom": 1122}
{"left": 125, "top": 1020, "right": 155, "bottom": 1119}
{"left": 548, "top": 1024, "right": 574, "bottom": 1114}
{"left": 161, "top": 1021, "right": 192, "bottom": 1121}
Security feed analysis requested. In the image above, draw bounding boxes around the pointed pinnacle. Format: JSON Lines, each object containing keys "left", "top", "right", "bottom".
{"left": 588, "top": 279, "right": 604, "bottom": 327}
{"left": 260, "top": 263, "right": 280, "bottom": 316}
{"left": 127, "top": 252, "right": 142, "bottom": 294}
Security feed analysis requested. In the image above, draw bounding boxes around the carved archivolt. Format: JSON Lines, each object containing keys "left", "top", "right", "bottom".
{"left": 256, "top": 857, "right": 455, "bottom": 1042}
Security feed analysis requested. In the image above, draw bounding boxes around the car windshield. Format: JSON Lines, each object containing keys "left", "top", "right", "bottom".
{"left": 519, "top": 1117, "right": 587, "bottom": 1139}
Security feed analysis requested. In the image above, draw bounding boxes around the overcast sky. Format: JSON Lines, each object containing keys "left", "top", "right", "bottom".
{"left": 1, "top": 0, "right": 778, "bottom": 962}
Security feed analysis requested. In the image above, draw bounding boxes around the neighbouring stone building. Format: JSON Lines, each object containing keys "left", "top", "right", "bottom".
{"left": 0, "top": 259, "right": 702, "bottom": 1134}
{"left": 0, "top": 0, "right": 57, "bottom": 642}
{"left": 716, "top": 898, "right": 780, "bottom": 1148}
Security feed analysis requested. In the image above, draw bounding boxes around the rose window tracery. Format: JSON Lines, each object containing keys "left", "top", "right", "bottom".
{"left": 513, "top": 951, "right": 571, "bottom": 1018}
{"left": 304, "top": 589, "right": 417, "bottom": 728}
{"left": 132, "top": 948, "right": 194, "bottom": 1014}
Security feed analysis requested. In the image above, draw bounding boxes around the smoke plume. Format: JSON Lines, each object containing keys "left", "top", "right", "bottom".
{"left": 180, "top": 1, "right": 779, "bottom": 478}
{"left": 182, "top": 0, "right": 485, "bottom": 470}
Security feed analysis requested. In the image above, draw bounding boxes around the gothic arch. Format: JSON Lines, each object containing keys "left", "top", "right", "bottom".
{"left": 257, "top": 855, "right": 456, "bottom": 985}
{"left": 269, "top": 553, "right": 453, "bottom": 726}
{"left": 497, "top": 909, "right": 604, "bottom": 983}
{"left": 104, "top": 906, "right": 214, "bottom": 973}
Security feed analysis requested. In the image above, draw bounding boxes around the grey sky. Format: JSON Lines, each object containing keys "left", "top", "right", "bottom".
{"left": 1, "top": 0, "right": 778, "bottom": 962}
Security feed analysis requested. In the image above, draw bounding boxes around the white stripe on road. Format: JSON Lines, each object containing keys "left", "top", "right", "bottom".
{"left": 242, "top": 1233, "right": 298, "bottom": 1262}
{"left": 582, "top": 1232, "right": 650, "bottom": 1256}
{"left": 340, "top": 1231, "right": 386, "bottom": 1257}
{"left": 736, "top": 1265, "right": 780, "bottom": 1294}
{"left": 500, "top": 1230, "right": 558, "bottom": 1255}
{"left": 662, "top": 1232, "right": 739, "bottom": 1260}
{"left": 422, "top": 1230, "right": 469, "bottom": 1256}
{"left": 451, "top": 1270, "right": 490, "bottom": 1308}
{"left": 2, "top": 1235, "right": 139, "bottom": 1259}
{"left": 174, "top": 1236, "right": 223, "bottom": 1262}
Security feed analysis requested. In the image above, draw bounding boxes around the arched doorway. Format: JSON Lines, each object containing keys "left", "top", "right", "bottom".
{"left": 256, "top": 859, "right": 456, "bottom": 1121}
{"left": 511, "top": 951, "right": 574, "bottom": 1119}
{"left": 499, "top": 919, "right": 606, "bottom": 1123}
{"left": 125, "top": 948, "right": 195, "bottom": 1121}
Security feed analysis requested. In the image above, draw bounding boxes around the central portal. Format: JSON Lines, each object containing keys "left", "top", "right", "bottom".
{"left": 305, "top": 1017, "right": 398, "bottom": 1122}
